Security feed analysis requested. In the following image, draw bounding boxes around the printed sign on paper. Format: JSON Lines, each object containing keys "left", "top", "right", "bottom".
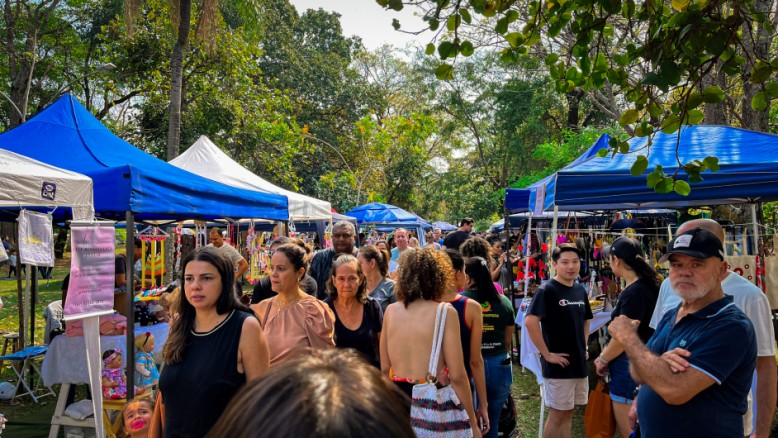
{"left": 65, "top": 224, "right": 116, "bottom": 319}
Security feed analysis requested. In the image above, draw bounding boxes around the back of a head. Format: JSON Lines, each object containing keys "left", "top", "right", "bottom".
{"left": 678, "top": 218, "right": 725, "bottom": 242}
{"left": 396, "top": 247, "right": 453, "bottom": 305}
{"left": 460, "top": 236, "right": 493, "bottom": 263}
{"left": 464, "top": 256, "right": 499, "bottom": 303}
{"left": 206, "top": 349, "right": 414, "bottom": 438}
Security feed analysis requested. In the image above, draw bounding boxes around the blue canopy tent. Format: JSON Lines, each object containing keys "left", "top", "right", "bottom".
{"left": 0, "top": 95, "right": 289, "bottom": 399}
{"left": 552, "top": 125, "right": 778, "bottom": 210}
{"left": 0, "top": 95, "right": 289, "bottom": 222}
{"left": 346, "top": 203, "right": 430, "bottom": 246}
{"left": 432, "top": 221, "right": 457, "bottom": 231}
{"left": 505, "top": 134, "right": 611, "bottom": 213}
{"left": 346, "top": 202, "right": 425, "bottom": 224}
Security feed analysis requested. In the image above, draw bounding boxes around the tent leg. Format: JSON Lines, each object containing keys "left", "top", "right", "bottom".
{"left": 751, "top": 203, "right": 760, "bottom": 256}
{"left": 549, "top": 206, "right": 559, "bottom": 278}
{"left": 538, "top": 384, "right": 545, "bottom": 438}
{"left": 126, "top": 212, "right": 136, "bottom": 401}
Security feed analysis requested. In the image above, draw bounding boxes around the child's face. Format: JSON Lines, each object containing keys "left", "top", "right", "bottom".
{"left": 145, "top": 340, "right": 155, "bottom": 353}
{"left": 110, "top": 354, "right": 122, "bottom": 369}
{"left": 123, "top": 401, "right": 152, "bottom": 437}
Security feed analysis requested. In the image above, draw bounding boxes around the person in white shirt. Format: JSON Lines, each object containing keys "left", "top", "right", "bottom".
{"left": 648, "top": 218, "right": 776, "bottom": 438}
{"left": 207, "top": 227, "right": 249, "bottom": 283}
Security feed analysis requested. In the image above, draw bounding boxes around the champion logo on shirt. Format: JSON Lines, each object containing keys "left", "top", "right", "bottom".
{"left": 558, "top": 299, "right": 586, "bottom": 307}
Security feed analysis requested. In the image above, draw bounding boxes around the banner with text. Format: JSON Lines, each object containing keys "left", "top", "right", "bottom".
{"left": 65, "top": 223, "right": 116, "bottom": 320}
{"left": 18, "top": 210, "right": 54, "bottom": 267}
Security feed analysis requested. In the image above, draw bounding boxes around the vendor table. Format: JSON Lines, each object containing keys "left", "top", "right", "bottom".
{"left": 42, "top": 323, "right": 168, "bottom": 438}
{"left": 42, "top": 322, "right": 168, "bottom": 386}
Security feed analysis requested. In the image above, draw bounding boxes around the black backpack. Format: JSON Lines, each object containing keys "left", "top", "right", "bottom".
{"left": 498, "top": 394, "right": 518, "bottom": 437}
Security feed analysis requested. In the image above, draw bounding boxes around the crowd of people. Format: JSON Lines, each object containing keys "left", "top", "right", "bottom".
{"left": 4, "top": 214, "right": 775, "bottom": 438}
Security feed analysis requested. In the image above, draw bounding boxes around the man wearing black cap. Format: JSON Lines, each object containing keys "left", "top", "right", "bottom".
{"left": 648, "top": 219, "right": 776, "bottom": 438}
{"left": 442, "top": 217, "right": 474, "bottom": 250}
{"left": 609, "top": 227, "right": 756, "bottom": 438}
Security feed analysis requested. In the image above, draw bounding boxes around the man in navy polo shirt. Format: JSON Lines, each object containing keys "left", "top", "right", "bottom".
{"left": 610, "top": 228, "right": 756, "bottom": 437}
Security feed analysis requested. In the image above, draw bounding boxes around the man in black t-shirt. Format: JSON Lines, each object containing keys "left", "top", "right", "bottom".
{"left": 525, "top": 244, "right": 592, "bottom": 438}
{"left": 442, "top": 217, "right": 474, "bottom": 250}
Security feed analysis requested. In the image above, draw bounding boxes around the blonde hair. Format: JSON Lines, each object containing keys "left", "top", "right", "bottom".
{"left": 134, "top": 332, "right": 155, "bottom": 351}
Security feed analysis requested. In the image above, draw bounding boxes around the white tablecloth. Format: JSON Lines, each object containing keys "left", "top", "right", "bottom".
{"left": 42, "top": 323, "right": 169, "bottom": 386}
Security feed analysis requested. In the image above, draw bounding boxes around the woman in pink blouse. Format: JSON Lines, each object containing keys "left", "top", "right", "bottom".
{"left": 251, "top": 244, "right": 335, "bottom": 366}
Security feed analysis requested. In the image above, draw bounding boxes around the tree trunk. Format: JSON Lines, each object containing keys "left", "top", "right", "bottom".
{"left": 740, "top": 0, "right": 773, "bottom": 132}
{"left": 565, "top": 89, "right": 583, "bottom": 132}
{"left": 166, "top": 0, "right": 192, "bottom": 160}
{"left": 703, "top": 62, "right": 727, "bottom": 125}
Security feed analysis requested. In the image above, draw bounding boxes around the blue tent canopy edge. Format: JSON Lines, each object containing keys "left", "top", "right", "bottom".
{"left": 0, "top": 95, "right": 289, "bottom": 221}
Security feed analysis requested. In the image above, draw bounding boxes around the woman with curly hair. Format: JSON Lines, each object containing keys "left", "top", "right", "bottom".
{"left": 380, "top": 247, "right": 481, "bottom": 437}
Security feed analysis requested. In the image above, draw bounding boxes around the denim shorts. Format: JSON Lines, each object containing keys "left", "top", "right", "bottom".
{"left": 608, "top": 354, "right": 637, "bottom": 405}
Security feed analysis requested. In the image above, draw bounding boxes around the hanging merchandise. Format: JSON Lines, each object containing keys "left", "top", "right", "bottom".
{"left": 137, "top": 226, "right": 168, "bottom": 288}
{"left": 246, "top": 222, "right": 270, "bottom": 284}
{"left": 324, "top": 220, "right": 333, "bottom": 249}
{"left": 173, "top": 225, "right": 183, "bottom": 278}
{"left": 194, "top": 222, "right": 208, "bottom": 249}
{"left": 726, "top": 255, "right": 757, "bottom": 283}
{"left": 18, "top": 209, "right": 55, "bottom": 267}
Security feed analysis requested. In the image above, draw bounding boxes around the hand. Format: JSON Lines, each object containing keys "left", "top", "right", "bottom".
{"left": 661, "top": 348, "right": 691, "bottom": 374}
{"left": 608, "top": 315, "right": 640, "bottom": 343}
{"left": 477, "top": 403, "right": 490, "bottom": 435}
{"left": 595, "top": 358, "right": 609, "bottom": 376}
{"left": 543, "top": 352, "right": 570, "bottom": 367}
{"left": 629, "top": 395, "right": 638, "bottom": 431}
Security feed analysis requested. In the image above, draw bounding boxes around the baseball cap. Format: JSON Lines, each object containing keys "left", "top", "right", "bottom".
{"left": 658, "top": 228, "right": 725, "bottom": 263}
{"left": 603, "top": 236, "right": 643, "bottom": 260}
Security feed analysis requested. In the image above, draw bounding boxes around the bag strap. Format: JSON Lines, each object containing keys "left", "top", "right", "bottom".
{"left": 427, "top": 302, "right": 448, "bottom": 380}
{"left": 259, "top": 301, "right": 273, "bottom": 329}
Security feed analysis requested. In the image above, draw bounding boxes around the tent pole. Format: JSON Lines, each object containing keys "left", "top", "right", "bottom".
{"left": 126, "top": 211, "right": 136, "bottom": 401}
{"left": 504, "top": 207, "right": 518, "bottom": 359}
{"left": 751, "top": 203, "right": 760, "bottom": 257}
{"left": 549, "top": 206, "right": 559, "bottom": 278}
{"left": 30, "top": 265, "right": 37, "bottom": 345}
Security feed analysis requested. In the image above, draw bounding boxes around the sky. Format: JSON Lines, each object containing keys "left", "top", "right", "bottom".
{"left": 287, "top": 0, "right": 430, "bottom": 50}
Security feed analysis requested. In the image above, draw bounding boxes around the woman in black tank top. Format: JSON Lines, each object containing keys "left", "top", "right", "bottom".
{"left": 152, "top": 248, "right": 269, "bottom": 437}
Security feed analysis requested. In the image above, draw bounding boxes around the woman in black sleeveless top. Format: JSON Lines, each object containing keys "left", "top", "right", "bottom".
{"left": 153, "top": 248, "right": 269, "bottom": 437}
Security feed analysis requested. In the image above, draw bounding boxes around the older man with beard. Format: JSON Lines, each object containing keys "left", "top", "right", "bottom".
{"left": 610, "top": 228, "right": 757, "bottom": 438}
{"left": 647, "top": 219, "right": 776, "bottom": 438}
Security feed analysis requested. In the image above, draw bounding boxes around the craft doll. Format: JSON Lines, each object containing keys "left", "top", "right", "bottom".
{"left": 134, "top": 332, "right": 160, "bottom": 391}
{"left": 102, "top": 349, "right": 127, "bottom": 399}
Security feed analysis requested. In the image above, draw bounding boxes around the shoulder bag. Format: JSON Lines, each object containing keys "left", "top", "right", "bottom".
{"left": 410, "top": 302, "right": 473, "bottom": 437}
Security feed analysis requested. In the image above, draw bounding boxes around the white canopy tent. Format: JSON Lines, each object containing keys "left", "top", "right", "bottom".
{"left": 170, "top": 136, "right": 332, "bottom": 221}
{"left": 0, "top": 148, "right": 94, "bottom": 221}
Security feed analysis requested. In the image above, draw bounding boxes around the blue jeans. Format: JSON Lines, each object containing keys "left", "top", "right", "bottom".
{"left": 483, "top": 354, "right": 513, "bottom": 438}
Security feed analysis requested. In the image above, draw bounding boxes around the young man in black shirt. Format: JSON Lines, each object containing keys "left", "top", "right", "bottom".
{"left": 525, "top": 244, "right": 592, "bottom": 438}
{"left": 442, "top": 217, "right": 474, "bottom": 250}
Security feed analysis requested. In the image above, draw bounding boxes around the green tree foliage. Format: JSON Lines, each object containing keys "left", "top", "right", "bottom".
{"left": 379, "top": 0, "right": 777, "bottom": 194}
{"left": 258, "top": 0, "right": 384, "bottom": 198}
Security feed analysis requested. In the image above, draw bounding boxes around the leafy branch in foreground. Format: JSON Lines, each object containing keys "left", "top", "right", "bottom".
{"left": 378, "top": 0, "right": 776, "bottom": 194}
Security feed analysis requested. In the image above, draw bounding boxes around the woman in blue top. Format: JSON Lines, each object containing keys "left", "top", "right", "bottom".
{"left": 461, "top": 256, "right": 515, "bottom": 438}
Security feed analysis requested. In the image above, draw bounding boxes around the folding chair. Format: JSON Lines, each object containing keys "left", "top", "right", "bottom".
{"left": 0, "top": 345, "right": 55, "bottom": 403}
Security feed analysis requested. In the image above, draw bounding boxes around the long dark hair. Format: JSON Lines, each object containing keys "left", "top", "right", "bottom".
{"left": 464, "top": 256, "right": 499, "bottom": 304}
{"left": 163, "top": 247, "right": 247, "bottom": 364}
{"left": 359, "top": 245, "right": 390, "bottom": 277}
{"left": 206, "top": 349, "right": 414, "bottom": 438}
{"left": 618, "top": 254, "right": 662, "bottom": 290}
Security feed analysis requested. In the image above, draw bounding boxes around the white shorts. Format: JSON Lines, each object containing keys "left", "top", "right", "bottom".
{"left": 543, "top": 377, "right": 588, "bottom": 411}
